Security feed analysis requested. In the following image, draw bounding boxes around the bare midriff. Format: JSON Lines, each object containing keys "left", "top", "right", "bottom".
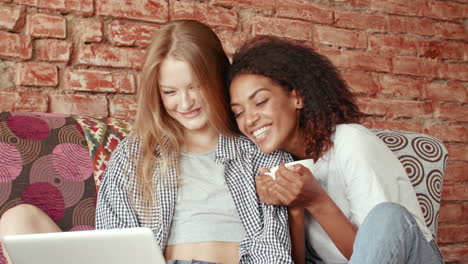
{"left": 164, "top": 241, "right": 240, "bottom": 264}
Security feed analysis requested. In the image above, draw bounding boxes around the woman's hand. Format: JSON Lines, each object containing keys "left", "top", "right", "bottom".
{"left": 256, "top": 168, "right": 283, "bottom": 205}
{"left": 274, "top": 163, "right": 326, "bottom": 208}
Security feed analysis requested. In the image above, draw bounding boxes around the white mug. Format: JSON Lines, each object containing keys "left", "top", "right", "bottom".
{"left": 264, "top": 159, "right": 315, "bottom": 180}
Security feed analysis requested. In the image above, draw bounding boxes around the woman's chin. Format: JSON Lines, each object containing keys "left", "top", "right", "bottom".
{"left": 257, "top": 142, "right": 279, "bottom": 154}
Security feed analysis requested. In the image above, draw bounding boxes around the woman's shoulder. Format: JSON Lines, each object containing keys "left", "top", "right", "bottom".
{"left": 332, "top": 123, "right": 396, "bottom": 160}
{"left": 108, "top": 134, "right": 143, "bottom": 161}
{"left": 334, "top": 123, "right": 379, "bottom": 145}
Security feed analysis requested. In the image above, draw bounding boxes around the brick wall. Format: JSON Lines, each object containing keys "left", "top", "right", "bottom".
{"left": 0, "top": 0, "right": 466, "bottom": 262}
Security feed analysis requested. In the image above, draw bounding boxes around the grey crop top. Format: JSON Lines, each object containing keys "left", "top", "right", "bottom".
{"left": 166, "top": 149, "right": 246, "bottom": 245}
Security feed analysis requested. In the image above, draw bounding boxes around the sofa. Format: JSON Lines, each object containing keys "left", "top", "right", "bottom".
{"left": 0, "top": 111, "right": 449, "bottom": 263}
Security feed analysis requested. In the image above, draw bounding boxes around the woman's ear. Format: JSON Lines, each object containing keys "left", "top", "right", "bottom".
{"left": 291, "top": 89, "right": 304, "bottom": 109}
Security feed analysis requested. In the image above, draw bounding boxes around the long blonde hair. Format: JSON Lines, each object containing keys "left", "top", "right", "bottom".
{"left": 133, "top": 20, "right": 236, "bottom": 205}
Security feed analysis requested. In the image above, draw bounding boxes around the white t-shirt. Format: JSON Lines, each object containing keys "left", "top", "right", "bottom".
{"left": 304, "top": 124, "right": 432, "bottom": 264}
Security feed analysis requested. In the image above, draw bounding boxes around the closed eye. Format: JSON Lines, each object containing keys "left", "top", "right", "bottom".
{"left": 233, "top": 111, "right": 244, "bottom": 118}
{"left": 256, "top": 99, "right": 268, "bottom": 106}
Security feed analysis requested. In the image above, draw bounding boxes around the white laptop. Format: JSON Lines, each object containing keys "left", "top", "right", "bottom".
{"left": 2, "top": 227, "right": 166, "bottom": 264}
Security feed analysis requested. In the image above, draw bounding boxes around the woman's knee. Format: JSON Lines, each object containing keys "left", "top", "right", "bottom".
{"left": 362, "top": 202, "right": 415, "bottom": 232}
{"left": 1, "top": 204, "right": 43, "bottom": 222}
{"left": 0, "top": 204, "right": 59, "bottom": 235}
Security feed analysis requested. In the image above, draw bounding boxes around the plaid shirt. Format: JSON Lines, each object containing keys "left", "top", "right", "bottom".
{"left": 96, "top": 134, "right": 294, "bottom": 263}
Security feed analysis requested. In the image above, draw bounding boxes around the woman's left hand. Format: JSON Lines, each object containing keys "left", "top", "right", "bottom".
{"left": 273, "top": 163, "right": 326, "bottom": 207}
{"left": 256, "top": 168, "right": 283, "bottom": 205}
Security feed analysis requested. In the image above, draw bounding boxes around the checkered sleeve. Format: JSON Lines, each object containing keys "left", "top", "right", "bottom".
{"left": 243, "top": 139, "right": 294, "bottom": 263}
{"left": 95, "top": 137, "right": 140, "bottom": 229}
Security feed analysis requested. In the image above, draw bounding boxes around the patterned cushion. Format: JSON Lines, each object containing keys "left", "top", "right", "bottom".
{"left": 73, "top": 115, "right": 132, "bottom": 191}
{"left": 0, "top": 112, "right": 97, "bottom": 263}
{"left": 372, "top": 129, "right": 448, "bottom": 239}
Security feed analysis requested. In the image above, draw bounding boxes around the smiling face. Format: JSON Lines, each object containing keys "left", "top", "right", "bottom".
{"left": 229, "top": 74, "right": 304, "bottom": 154}
{"left": 159, "top": 57, "right": 210, "bottom": 134}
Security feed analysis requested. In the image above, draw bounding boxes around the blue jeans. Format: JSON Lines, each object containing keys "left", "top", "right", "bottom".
{"left": 349, "top": 202, "right": 444, "bottom": 264}
{"left": 307, "top": 202, "right": 444, "bottom": 264}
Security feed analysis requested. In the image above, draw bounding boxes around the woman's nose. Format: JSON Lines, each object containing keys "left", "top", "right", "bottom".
{"left": 179, "top": 90, "right": 194, "bottom": 110}
{"left": 245, "top": 109, "right": 259, "bottom": 127}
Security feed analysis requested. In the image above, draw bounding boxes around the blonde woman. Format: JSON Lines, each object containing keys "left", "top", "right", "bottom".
{"left": 95, "top": 20, "right": 293, "bottom": 264}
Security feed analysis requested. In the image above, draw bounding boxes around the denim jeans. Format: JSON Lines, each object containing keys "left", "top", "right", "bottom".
{"left": 349, "top": 202, "right": 444, "bottom": 264}
{"left": 307, "top": 202, "right": 444, "bottom": 264}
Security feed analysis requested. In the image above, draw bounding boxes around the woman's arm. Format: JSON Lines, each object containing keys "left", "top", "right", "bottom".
{"left": 288, "top": 207, "right": 305, "bottom": 264}
{"left": 274, "top": 164, "right": 357, "bottom": 260}
{"left": 96, "top": 138, "right": 139, "bottom": 229}
{"left": 304, "top": 193, "right": 357, "bottom": 259}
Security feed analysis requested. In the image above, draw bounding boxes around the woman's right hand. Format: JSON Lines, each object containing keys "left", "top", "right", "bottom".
{"left": 256, "top": 168, "right": 283, "bottom": 205}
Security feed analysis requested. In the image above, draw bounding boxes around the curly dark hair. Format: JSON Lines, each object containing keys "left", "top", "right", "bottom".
{"left": 226, "top": 36, "right": 364, "bottom": 161}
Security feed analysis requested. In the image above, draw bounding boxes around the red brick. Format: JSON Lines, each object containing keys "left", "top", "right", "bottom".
{"left": 434, "top": 21, "right": 467, "bottom": 42}
{"left": 26, "top": 13, "right": 66, "bottom": 39}
{"left": 49, "top": 94, "right": 108, "bottom": 117}
{"left": 218, "top": 33, "right": 251, "bottom": 56}
{"left": 317, "top": 46, "right": 342, "bottom": 62}
{"left": 0, "top": 91, "right": 48, "bottom": 112}
{"left": 107, "top": 21, "right": 160, "bottom": 47}
{"left": 277, "top": 0, "right": 333, "bottom": 24}
{"left": 386, "top": 16, "right": 462, "bottom": 40}
{"left": 14, "top": 0, "right": 93, "bottom": 15}
{"left": 369, "top": 0, "right": 425, "bottom": 16}
{"left": 0, "top": 4, "right": 24, "bottom": 31}
{"left": 253, "top": 16, "right": 312, "bottom": 41}
{"left": 65, "top": 69, "right": 136, "bottom": 93}
{"left": 334, "top": 10, "right": 387, "bottom": 31}
{"left": 439, "top": 244, "right": 468, "bottom": 263}
{"left": 75, "top": 44, "right": 145, "bottom": 70}
{"left": 313, "top": 25, "right": 367, "bottom": 49}
{"left": 335, "top": 0, "right": 371, "bottom": 8}
{"left": 418, "top": 40, "right": 467, "bottom": 60}
{"left": 377, "top": 75, "right": 423, "bottom": 99}
{"left": 445, "top": 161, "right": 468, "bottom": 182}
{"left": 96, "top": 0, "right": 168, "bottom": 23}
{"left": 438, "top": 223, "right": 468, "bottom": 243}
{"left": 425, "top": 81, "right": 467, "bottom": 104}
{"left": 14, "top": 62, "right": 58, "bottom": 87}
{"left": 435, "top": 103, "right": 468, "bottom": 122}
{"left": 109, "top": 97, "right": 138, "bottom": 120}
{"left": 439, "top": 202, "right": 468, "bottom": 223}
{"left": 65, "top": 0, "right": 93, "bottom": 16}
{"left": 445, "top": 143, "right": 468, "bottom": 162}
{"left": 424, "top": 123, "right": 467, "bottom": 143}
{"left": 14, "top": 0, "right": 64, "bottom": 9}
{"left": 422, "top": 1, "right": 467, "bottom": 21}
{"left": 369, "top": 34, "right": 418, "bottom": 56}
{"left": 442, "top": 183, "right": 468, "bottom": 201}
{"left": 79, "top": 19, "right": 103, "bottom": 43}
{"left": 171, "top": 1, "right": 237, "bottom": 30}
{"left": 443, "top": 63, "right": 468, "bottom": 82}
{"left": 36, "top": 39, "right": 72, "bottom": 62}
{"left": 386, "top": 100, "right": 433, "bottom": 118}
{"left": 340, "top": 71, "right": 378, "bottom": 95}
{"left": 333, "top": 50, "right": 392, "bottom": 73}
{"left": 357, "top": 97, "right": 432, "bottom": 118}
{"left": 392, "top": 56, "right": 441, "bottom": 78}
{"left": 389, "top": 16, "right": 435, "bottom": 37}
{"left": 0, "top": 31, "right": 32, "bottom": 60}
{"left": 371, "top": 119, "right": 423, "bottom": 132}
{"left": 213, "top": 0, "right": 275, "bottom": 11}
{"left": 356, "top": 97, "right": 388, "bottom": 116}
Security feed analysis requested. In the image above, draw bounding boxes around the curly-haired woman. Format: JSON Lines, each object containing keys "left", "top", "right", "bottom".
{"left": 227, "top": 36, "right": 444, "bottom": 264}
